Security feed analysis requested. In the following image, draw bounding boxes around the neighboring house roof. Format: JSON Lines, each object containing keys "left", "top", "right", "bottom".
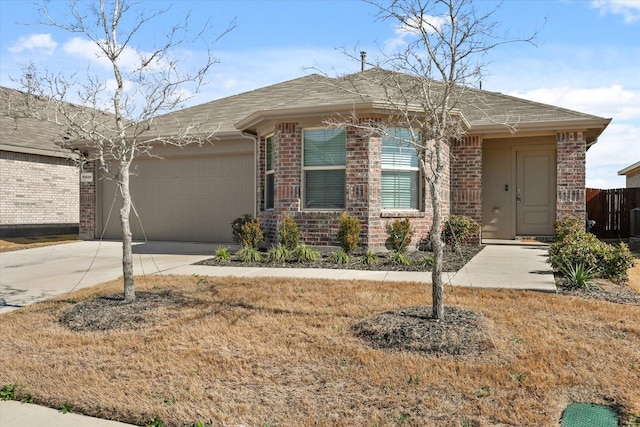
{"left": 618, "top": 161, "right": 640, "bottom": 176}
{"left": 0, "top": 86, "right": 76, "bottom": 159}
{"left": 148, "top": 69, "right": 611, "bottom": 145}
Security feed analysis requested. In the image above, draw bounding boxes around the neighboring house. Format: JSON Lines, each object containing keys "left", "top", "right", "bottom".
{"left": 618, "top": 161, "right": 640, "bottom": 188}
{"left": 0, "top": 87, "right": 79, "bottom": 237}
{"left": 79, "top": 69, "right": 611, "bottom": 246}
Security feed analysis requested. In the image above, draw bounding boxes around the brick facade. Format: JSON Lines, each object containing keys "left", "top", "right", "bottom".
{"left": 0, "top": 150, "right": 79, "bottom": 236}
{"left": 79, "top": 161, "right": 97, "bottom": 239}
{"left": 451, "top": 135, "right": 482, "bottom": 222}
{"left": 556, "top": 131, "right": 587, "bottom": 222}
{"left": 257, "top": 122, "right": 447, "bottom": 249}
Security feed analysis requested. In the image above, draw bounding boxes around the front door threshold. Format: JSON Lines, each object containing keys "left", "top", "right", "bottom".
{"left": 482, "top": 237, "right": 551, "bottom": 246}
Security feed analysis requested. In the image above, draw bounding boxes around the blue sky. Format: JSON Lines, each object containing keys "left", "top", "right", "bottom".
{"left": 1, "top": 0, "right": 638, "bottom": 188}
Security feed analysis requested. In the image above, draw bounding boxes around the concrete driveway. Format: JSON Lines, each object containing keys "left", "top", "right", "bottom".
{"left": 0, "top": 240, "right": 218, "bottom": 314}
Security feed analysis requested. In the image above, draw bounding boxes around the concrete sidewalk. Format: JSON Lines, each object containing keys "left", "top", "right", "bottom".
{"left": 168, "top": 243, "right": 556, "bottom": 292}
{"left": 0, "top": 240, "right": 555, "bottom": 427}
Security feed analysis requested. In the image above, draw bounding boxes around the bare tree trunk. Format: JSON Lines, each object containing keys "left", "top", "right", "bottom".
{"left": 428, "top": 138, "right": 447, "bottom": 320}
{"left": 118, "top": 161, "right": 135, "bottom": 303}
{"left": 430, "top": 178, "right": 444, "bottom": 320}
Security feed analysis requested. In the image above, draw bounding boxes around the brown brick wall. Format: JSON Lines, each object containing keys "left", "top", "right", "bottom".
{"left": 258, "top": 122, "right": 445, "bottom": 249}
{"left": 79, "top": 161, "right": 96, "bottom": 239}
{"left": 451, "top": 135, "right": 482, "bottom": 223}
{"left": 557, "top": 131, "right": 586, "bottom": 222}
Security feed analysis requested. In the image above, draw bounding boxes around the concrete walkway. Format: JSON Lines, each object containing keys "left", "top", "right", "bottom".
{"left": 0, "top": 240, "right": 555, "bottom": 427}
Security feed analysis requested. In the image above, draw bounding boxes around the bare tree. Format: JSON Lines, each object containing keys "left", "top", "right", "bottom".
{"left": 15, "top": 0, "right": 235, "bottom": 302}
{"left": 324, "top": 0, "right": 535, "bottom": 320}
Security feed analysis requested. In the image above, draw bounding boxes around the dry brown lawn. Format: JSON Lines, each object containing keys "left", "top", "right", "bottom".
{"left": 1, "top": 267, "right": 639, "bottom": 427}
{"left": 0, "top": 235, "right": 78, "bottom": 252}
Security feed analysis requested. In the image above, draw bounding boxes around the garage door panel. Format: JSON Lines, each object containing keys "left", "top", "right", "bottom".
{"left": 101, "top": 153, "right": 253, "bottom": 242}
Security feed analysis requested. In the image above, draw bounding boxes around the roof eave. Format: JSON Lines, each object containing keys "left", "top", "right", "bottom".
{"left": 618, "top": 160, "right": 640, "bottom": 176}
{"left": 0, "top": 143, "right": 79, "bottom": 159}
{"left": 470, "top": 117, "right": 612, "bottom": 145}
{"left": 235, "top": 102, "right": 471, "bottom": 132}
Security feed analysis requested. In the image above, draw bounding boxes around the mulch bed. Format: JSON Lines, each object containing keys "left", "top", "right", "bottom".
{"left": 352, "top": 305, "right": 494, "bottom": 358}
{"left": 60, "top": 291, "right": 186, "bottom": 332}
{"left": 195, "top": 244, "right": 484, "bottom": 272}
{"left": 555, "top": 279, "right": 640, "bottom": 306}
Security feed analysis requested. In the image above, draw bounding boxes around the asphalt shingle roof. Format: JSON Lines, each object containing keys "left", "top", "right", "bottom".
{"left": 0, "top": 86, "right": 74, "bottom": 158}
{"left": 149, "top": 69, "right": 610, "bottom": 142}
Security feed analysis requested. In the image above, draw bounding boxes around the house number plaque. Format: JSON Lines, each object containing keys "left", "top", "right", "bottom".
{"left": 81, "top": 172, "right": 94, "bottom": 183}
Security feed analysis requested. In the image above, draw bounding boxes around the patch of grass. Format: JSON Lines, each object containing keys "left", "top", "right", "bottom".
{"left": 328, "top": 250, "right": 351, "bottom": 265}
{"left": 291, "top": 244, "right": 320, "bottom": 262}
{"left": 387, "top": 251, "right": 411, "bottom": 266}
{"left": 214, "top": 247, "right": 231, "bottom": 262}
{"left": 236, "top": 247, "right": 262, "bottom": 263}
{"left": 0, "top": 235, "right": 78, "bottom": 253}
{"left": 0, "top": 274, "right": 638, "bottom": 426}
{"left": 360, "top": 249, "right": 378, "bottom": 266}
{"left": 266, "top": 245, "right": 290, "bottom": 263}
{"left": 0, "top": 384, "right": 16, "bottom": 401}
{"left": 59, "top": 402, "right": 74, "bottom": 414}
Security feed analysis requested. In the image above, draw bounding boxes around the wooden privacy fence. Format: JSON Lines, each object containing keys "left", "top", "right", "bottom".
{"left": 586, "top": 188, "right": 640, "bottom": 239}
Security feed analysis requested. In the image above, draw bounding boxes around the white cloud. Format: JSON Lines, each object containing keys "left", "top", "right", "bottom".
{"left": 62, "top": 37, "right": 169, "bottom": 74}
{"left": 8, "top": 33, "right": 58, "bottom": 55}
{"left": 384, "top": 14, "right": 448, "bottom": 53}
{"left": 592, "top": 0, "right": 640, "bottom": 23}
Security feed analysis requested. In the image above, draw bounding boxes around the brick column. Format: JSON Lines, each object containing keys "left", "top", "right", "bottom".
{"left": 79, "top": 161, "right": 96, "bottom": 240}
{"left": 450, "top": 135, "right": 482, "bottom": 223}
{"left": 557, "top": 131, "right": 586, "bottom": 222}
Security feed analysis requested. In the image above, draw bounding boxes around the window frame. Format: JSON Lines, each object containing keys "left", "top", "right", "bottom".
{"left": 302, "top": 127, "right": 347, "bottom": 210}
{"left": 380, "top": 128, "right": 421, "bottom": 211}
{"left": 264, "top": 134, "right": 275, "bottom": 210}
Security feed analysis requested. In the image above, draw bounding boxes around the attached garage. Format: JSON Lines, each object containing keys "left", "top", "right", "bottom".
{"left": 97, "top": 140, "right": 254, "bottom": 243}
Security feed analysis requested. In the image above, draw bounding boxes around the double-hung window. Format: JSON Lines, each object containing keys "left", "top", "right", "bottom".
{"left": 265, "top": 135, "right": 275, "bottom": 210}
{"left": 381, "top": 128, "right": 419, "bottom": 210}
{"left": 303, "top": 128, "right": 346, "bottom": 209}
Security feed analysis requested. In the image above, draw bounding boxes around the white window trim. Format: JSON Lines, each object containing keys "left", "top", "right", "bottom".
{"left": 381, "top": 131, "right": 421, "bottom": 211}
{"left": 301, "top": 127, "right": 347, "bottom": 211}
{"left": 265, "top": 134, "right": 275, "bottom": 210}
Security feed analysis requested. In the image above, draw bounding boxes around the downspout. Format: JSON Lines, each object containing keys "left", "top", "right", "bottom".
{"left": 241, "top": 130, "right": 259, "bottom": 219}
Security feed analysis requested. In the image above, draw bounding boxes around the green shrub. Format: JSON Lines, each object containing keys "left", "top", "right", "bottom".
{"left": 279, "top": 215, "right": 301, "bottom": 251}
{"left": 231, "top": 214, "right": 254, "bottom": 245}
{"left": 292, "top": 244, "right": 320, "bottom": 262}
{"left": 147, "top": 417, "right": 166, "bottom": 427}
{"left": 328, "top": 250, "right": 351, "bottom": 264}
{"left": 442, "top": 215, "right": 480, "bottom": 247}
{"left": 214, "top": 247, "right": 231, "bottom": 262}
{"left": 266, "top": 245, "right": 290, "bottom": 263}
{"left": 236, "top": 247, "right": 263, "bottom": 263}
{"left": 602, "top": 242, "right": 635, "bottom": 280}
{"left": 235, "top": 217, "right": 264, "bottom": 249}
{"left": 549, "top": 231, "right": 635, "bottom": 282}
{"left": 0, "top": 384, "right": 16, "bottom": 401}
{"left": 360, "top": 249, "right": 378, "bottom": 266}
{"left": 419, "top": 255, "right": 434, "bottom": 268}
{"left": 554, "top": 215, "right": 585, "bottom": 242}
{"left": 560, "top": 262, "right": 596, "bottom": 289}
{"left": 337, "top": 212, "right": 362, "bottom": 254}
{"left": 388, "top": 251, "right": 411, "bottom": 266}
{"left": 385, "top": 218, "right": 414, "bottom": 253}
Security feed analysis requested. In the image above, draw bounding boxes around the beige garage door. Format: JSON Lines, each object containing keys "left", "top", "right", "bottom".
{"left": 100, "top": 152, "right": 253, "bottom": 242}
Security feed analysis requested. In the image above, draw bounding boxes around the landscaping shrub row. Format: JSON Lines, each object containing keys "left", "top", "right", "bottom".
{"left": 214, "top": 213, "right": 481, "bottom": 269}
{"left": 549, "top": 215, "right": 635, "bottom": 287}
